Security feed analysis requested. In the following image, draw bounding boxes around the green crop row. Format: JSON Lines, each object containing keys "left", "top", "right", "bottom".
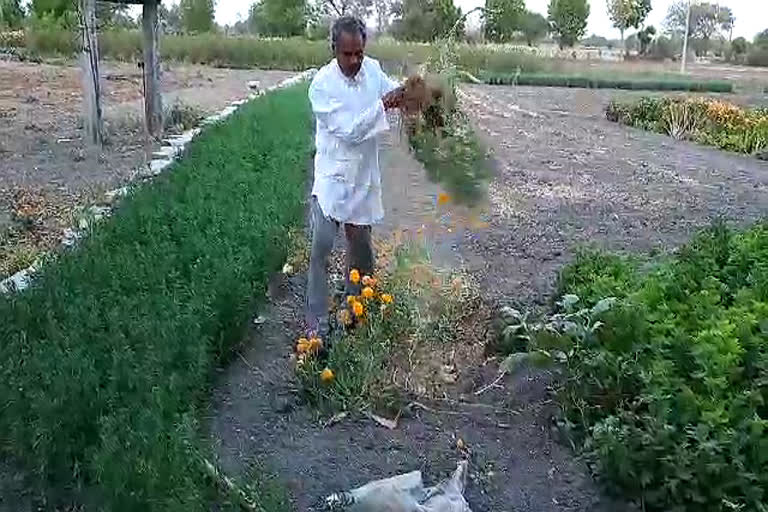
{"left": 0, "top": 85, "right": 311, "bottom": 510}
{"left": 10, "top": 29, "right": 551, "bottom": 75}
{"left": 484, "top": 72, "right": 734, "bottom": 92}
{"left": 542, "top": 222, "right": 768, "bottom": 511}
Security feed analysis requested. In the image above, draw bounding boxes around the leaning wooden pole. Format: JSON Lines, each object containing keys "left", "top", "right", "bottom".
{"left": 142, "top": 0, "right": 163, "bottom": 138}
{"left": 80, "top": 0, "right": 103, "bottom": 146}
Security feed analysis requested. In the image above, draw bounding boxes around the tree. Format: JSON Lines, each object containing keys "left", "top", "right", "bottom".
{"left": 248, "top": 0, "right": 307, "bottom": 37}
{"left": 548, "top": 0, "right": 590, "bottom": 48}
{"left": 581, "top": 33, "right": 608, "bottom": 46}
{"left": 0, "top": 0, "right": 24, "bottom": 29}
{"left": 391, "top": 0, "right": 462, "bottom": 42}
{"left": 180, "top": 0, "right": 216, "bottom": 33}
{"left": 519, "top": 10, "right": 549, "bottom": 45}
{"left": 97, "top": 4, "right": 137, "bottom": 29}
{"left": 160, "top": 3, "right": 183, "bottom": 34}
{"left": 637, "top": 24, "right": 655, "bottom": 55}
{"left": 319, "top": 0, "right": 374, "bottom": 19}
{"left": 755, "top": 29, "right": 768, "bottom": 48}
{"left": 483, "top": 0, "right": 524, "bottom": 43}
{"left": 30, "top": 0, "right": 72, "bottom": 20}
{"left": 606, "top": 0, "right": 651, "bottom": 51}
{"left": 664, "top": 1, "right": 733, "bottom": 54}
{"left": 731, "top": 36, "right": 747, "bottom": 55}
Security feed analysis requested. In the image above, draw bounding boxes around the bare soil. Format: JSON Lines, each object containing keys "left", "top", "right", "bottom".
{"left": 0, "top": 59, "right": 292, "bottom": 278}
{"left": 4, "top": 73, "right": 768, "bottom": 510}
{"left": 209, "top": 84, "right": 768, "bottom": 512}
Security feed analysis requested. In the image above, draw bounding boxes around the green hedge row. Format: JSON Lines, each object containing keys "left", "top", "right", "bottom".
{"left": 13, "top": 29, "right": 550, "bottom": 74}
{"left": 484, "top": 72, "right": 734, "bottom": 93}
{"left": 0, "top": 85, "right": 312, "bottom": 510}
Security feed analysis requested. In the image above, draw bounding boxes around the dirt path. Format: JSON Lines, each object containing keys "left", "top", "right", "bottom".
{"left": 209, "top": 85, "right": 768, "bottom": 512}
{"left": 457, "top": 85, "right": 768, "bottom": 306}
{"left": 209, "top": 132, "right": 625, "bottom": 512}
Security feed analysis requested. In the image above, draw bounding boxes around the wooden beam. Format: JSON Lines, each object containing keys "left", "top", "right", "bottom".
{"left": 80, "top": 0, "right": 103, "bottom": 146}
{"left": 142, "top": 0, "right": 163, "bottom": 138}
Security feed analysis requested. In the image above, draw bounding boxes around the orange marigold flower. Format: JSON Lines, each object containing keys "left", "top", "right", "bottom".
{"left": 320, "top": 368, "right": 335, "bottom": 383}
{"left": 381, "top": 294, "right": 394, "bottom": 304}
{"left": 362, "top": 286, "right": 375, "bottom": 299}
{"left": 308, "top": 337, "right": 323, "bottom": 353}
{"left": 353, "top": 301, "right": 364, "bottom": 317}
{"left": 438, "top": 193, "right": 451, "bottom": 205}
{"left": 350, "top": 269, "right": 361, "bottom": 284}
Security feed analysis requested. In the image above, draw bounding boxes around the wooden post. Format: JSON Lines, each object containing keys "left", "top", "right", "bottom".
{"left": 142, "top": 0, "right": 163, "bottom": 138}
{"left": 80, "top": 0, "right": 102, "bottom": 146}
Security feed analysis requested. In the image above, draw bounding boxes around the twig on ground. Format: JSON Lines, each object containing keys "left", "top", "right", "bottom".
{"left": 202, "top": 458, "right": 257, "bottom": 511}
{"left": 473, "top": 373, "right": 506, "bottom": 396}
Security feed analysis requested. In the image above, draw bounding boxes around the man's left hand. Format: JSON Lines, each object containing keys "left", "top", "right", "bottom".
{"left": 383, "top": 86, "right": 406, "bottom": 110}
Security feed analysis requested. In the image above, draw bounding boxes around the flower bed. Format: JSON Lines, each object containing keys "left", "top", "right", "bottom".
{"left": 607, "top": 96, "right": 768, "bottom": 156}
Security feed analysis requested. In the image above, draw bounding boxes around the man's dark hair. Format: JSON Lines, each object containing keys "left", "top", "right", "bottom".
{"left": 331, "top": 16, "right": 367, "bottom": 52}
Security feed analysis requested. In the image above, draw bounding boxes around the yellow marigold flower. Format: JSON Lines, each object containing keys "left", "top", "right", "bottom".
{"left": 350, "top": 269, "right": 361, "bottom": 284}
{"left": 362, "top": 286, "right": 375, "bottom": 299}
{"left": 347, "top": 295, "right": 358, "bottom": 307}
{"left": 320, "top": 368, "right": 335, "bottom": 383}
{"left": 381, "top": 294, "right": 394, "bottom": 304}
{"left": 296, "top": 337, "right": 309, "bottom": 354}
{"left": 353, "top": 301, "right": 364, "bottom": 317}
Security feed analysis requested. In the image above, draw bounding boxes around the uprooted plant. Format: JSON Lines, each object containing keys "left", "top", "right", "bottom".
{"left": 394, "top": 8, "right": 493, "bottom": 206}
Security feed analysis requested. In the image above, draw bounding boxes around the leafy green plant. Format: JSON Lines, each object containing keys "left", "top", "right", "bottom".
{"left": 485, "top": 73, "right": 734, "bottom": 92}
{"left": 525, "top": 222, "right": 768, "bottom": 511}
{"left": 0, "top": 85, "right": 312, "bottom": 511}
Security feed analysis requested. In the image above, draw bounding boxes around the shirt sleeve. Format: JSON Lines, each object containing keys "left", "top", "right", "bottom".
{"left": 309, "top": 77, "right": 388, "bottom": 146}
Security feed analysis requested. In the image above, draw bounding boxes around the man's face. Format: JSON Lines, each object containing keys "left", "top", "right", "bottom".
{"left": 336, "top": 31, "right": 364, "bottom": 78}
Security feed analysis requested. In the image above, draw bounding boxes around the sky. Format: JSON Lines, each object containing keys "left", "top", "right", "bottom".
{"left": 165, "top": 0, "right": 767, "bottom": 40}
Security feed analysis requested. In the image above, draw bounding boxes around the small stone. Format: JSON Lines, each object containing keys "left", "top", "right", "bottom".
{"left": 271, "top": 395, "right": 293, "bottom": 414}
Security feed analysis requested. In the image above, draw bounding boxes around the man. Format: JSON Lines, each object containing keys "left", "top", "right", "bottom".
{"left": 306, "top": 16, "right": 405, "bottom": 338}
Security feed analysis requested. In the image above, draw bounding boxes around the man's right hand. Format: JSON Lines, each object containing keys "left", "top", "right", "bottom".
{"left": 382, "top": 87, "right": 405, "bottom": 110}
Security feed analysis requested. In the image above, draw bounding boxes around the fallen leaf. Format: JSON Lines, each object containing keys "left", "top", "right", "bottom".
{"left": 367, "top": 412, "right": 398, "bottom": 430}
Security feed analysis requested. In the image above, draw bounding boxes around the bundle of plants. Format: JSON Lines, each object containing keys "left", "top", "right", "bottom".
{"left": 395, "top": 73, "right": 491, "bottom": 206}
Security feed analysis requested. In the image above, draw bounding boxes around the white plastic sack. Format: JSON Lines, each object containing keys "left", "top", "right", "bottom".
{"left": 325, "top": 461, "right": 471, "bottom": 512}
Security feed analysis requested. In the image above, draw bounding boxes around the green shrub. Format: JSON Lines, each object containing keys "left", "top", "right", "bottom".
{"left": 484, "top": 73, "right": 734, "bottom": 92}
{"left": 543, "top": 222, "right": 768, "bottom": 511}
{"left": 747, "top": 47, "right": 768, "bottom": 67}
{"left": 0, "top": 85, "right": 312, "bottom": 510}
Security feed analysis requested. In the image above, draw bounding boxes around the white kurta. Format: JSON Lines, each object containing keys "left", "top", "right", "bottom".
{"left": 309, "top": 56, "right": 400, "bottom": 225}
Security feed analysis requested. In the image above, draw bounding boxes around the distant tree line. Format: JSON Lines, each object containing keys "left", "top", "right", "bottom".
{"left": 1, "top": 0, "right": 767, "bottom": 66}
